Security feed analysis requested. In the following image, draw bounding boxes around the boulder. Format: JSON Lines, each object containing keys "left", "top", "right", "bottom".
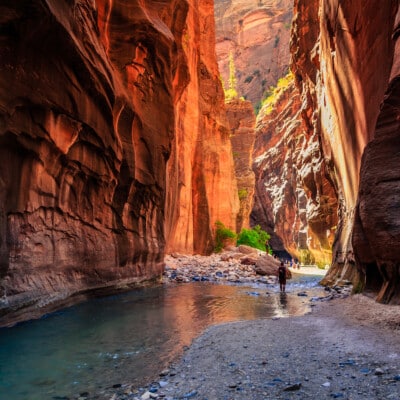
{"left": 254, "top": 255, "right": 280, "bottom": 276}
{"left": 240, "top": 256, "right": 258, "bottom": 266}
{"left": 238, "top": 245, "right": 259, "bottom": 255}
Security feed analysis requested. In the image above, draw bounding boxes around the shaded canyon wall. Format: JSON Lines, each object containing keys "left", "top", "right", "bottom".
{"left": 290, "top": 0, "right": 400, "bottom": 302}
{"left": 226, "top": 99, "right": 256, "bottom": 232}
{"left": 0, "top": 0, "right": 238, "bottom": 325}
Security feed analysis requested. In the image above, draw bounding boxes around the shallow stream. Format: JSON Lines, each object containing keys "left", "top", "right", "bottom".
{"left": 0, "top": 274, "right": 325, "bottom": 400}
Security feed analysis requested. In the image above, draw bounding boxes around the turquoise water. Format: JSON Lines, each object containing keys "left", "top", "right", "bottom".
{"left": 0, "top": 277, "right": 324, "bottom": 400}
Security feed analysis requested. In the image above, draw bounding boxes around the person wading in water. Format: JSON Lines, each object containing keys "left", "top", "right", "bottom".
{"left": 278, "top": 261, "right": 287, "bottom": 292}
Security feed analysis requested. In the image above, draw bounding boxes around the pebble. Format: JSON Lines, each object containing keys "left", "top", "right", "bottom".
{"left": 297, "top": 292, "right": 308, "bottom": 297}
{"left": 360, "top": 368, "right": 371, "bottom": 374}
{"left": 183, "top": 390, "right": 198, "bottom": 398}
{"left": 283, "top": 383, "right": 302, "bottom": 391}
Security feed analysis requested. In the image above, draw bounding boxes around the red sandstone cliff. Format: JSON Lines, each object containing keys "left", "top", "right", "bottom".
{"left": 291, "top": 0, "right": 400, "bottom": 302}
{"left": 214, "top": 0, "right": 293, "bottom": 107}
{"left": 252, "top": 78, "right": 337, "bottom": 266}
{"left": 165, "top": 0, "right": 239, "bottom": 255}
{"left": 352, "top": 6, "right": 400, "bottom": 303}
{"left": 0, "top": 0, "right": 238, "bottom": 326}
{"left": 226, "top": 99, "right": 256, "bottom": 231}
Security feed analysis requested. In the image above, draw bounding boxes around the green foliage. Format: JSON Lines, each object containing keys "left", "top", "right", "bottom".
{"left": 254, "top": 101, "right": 263, "bottom": 115}
{"left": 244, "top": 75, "right": 253, "bottom": 84}
{"left": 299, "top": 249, "right": 315, "bottom": 265}
{"left": 352, "top": 280, "right": 364, "bottom": 294}
{"left": 237, "top": 225, "right": 271, "bottom": 252}
{"left": 238, "top": 188, "right": 248, "bottom": 200}
{"left": 260, "top": 71, "right": 294, "bottom": 116}
{"left": 274, "top": 35, "right": 280, "bottom": 48}
{"left": 225, "top": 51, "right": 238, "bottom": 101}
{"left": 214, "top": 221, "right": 237, "bottom": 253}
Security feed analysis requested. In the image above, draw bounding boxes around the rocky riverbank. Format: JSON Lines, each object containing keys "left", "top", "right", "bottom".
{"left": 162, "top": 247, "right": 327, "bottom": 285}
{"left": 163, "top": 247, "right": 278, "bottom": 285}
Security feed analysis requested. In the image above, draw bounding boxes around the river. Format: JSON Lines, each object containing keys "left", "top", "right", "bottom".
{"left": 0, "top": 274, "right": 326, "bottom": 400}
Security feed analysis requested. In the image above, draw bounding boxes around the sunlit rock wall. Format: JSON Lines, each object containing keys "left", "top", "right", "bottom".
{"left": 226, "top": 99, "right": 256, "bottom": 231}
{"left": 292, "top": 0, "right": 400, "bottom": 301}
{"left": 252, "top": 80, "right": 337, "bottom": 266}
{"left": 214, "top": 0, "right": 293, "bottom": 107}
{"left": 0, "top": 0, "right": 238, "bottom": 325}
{"left": 165, "top": 0, "right": 239, "bottom": 254}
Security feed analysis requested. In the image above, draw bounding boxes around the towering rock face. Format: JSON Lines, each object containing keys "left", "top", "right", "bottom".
{"left": 352, "top": 7, "right": 400, "bottom": 303}
{"left": 226, "top": 99, "right": 256, "bottom": 231}
{"left": 214, "top": 0, "right": 293, "bottom": 107}
{"left": 252, "top": 79, "right": 337, "bottom": 266}
{"left": 165, "top": 0, "right": 239, "bottom": 255}
{"left": 291, "top": 0, "right": 400, "bottom": 301}
{"left": 0, "top": 0, "right": 238, "bottom": 325}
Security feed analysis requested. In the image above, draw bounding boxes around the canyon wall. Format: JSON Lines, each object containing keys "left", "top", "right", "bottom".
{"left": 165, "top": 0, "right": 239, "bottom": 255}
{"left": 214, "top": 0, "right": 293, "bottom": 108}
{"left": 226, "top": 99, "right": 256, "bottom": 231}
{"left": 291, "top": 0, "right": 400, "bottom": 301}
{"left": 252, "top": 79, "right": 337, "bottom": 266}
{"left": 0, "top": 0, "right": 238, "bottom": 325}
{"left": 352, "top": 6, "right": 400, "bottom": 303}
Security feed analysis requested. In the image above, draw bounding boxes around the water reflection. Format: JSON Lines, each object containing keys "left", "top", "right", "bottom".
{"left": 278, "top": 292, "right": 288, "bottom": 313}
{"left": 0, "top": 279, "right": 324, "bottom": 400}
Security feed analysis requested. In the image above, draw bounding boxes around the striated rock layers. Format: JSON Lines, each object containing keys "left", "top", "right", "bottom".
{"left": 290, "top": 0, "right": 400, "bottom": 302}
{"left": 226, "top": 99, "right": 256, "bottom": 232}
{"left": 165, "top": 0, "right": 239, "bottom": 255}
{"left": 214, "top": 0, "right": 293, "bottom": 107}
{"left": 252, "top": 79, "right": 337, "bottom": 266}
{"left": 0, "top": 0, "right": 238, "bottom": 325}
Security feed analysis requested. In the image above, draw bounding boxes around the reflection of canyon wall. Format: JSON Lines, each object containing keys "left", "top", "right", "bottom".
{"left": 214, "top": 0, "right": 293, "bottom": 107}
{"left": 226, "top": 99, "right": 256, "bottom": 231}
{"left": 0, "top": 0, "right": 238, "bottom": 325}
{"left": 252, "top": 80, "right": 337, "bottom": 266}
{"left": 291, "top": 0, "right": 400, "bottom": 302}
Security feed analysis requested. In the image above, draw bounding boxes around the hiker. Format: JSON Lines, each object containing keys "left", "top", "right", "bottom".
{"left": 278, "top": 261, "right": 287, "bottom": 292}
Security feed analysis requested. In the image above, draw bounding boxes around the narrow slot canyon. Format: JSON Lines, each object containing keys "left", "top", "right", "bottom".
{"left": 1, "top": 1, "right": 400, "bottom": 399}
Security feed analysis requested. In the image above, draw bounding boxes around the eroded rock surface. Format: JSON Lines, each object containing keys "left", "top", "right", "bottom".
{"left": 290, "top": 0, "right": 400, "bottom": 301}
{"left": 0, "top": 0, "right": 239, "bottom": 325}
{"left": 214, "top": 0, "right": 293, "bottom": 106}
{"left": 226, "top": 99, "right": 256, "bottom": 231}
{"left": 252, "top": 79, "right": 337, "bottom": 267}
